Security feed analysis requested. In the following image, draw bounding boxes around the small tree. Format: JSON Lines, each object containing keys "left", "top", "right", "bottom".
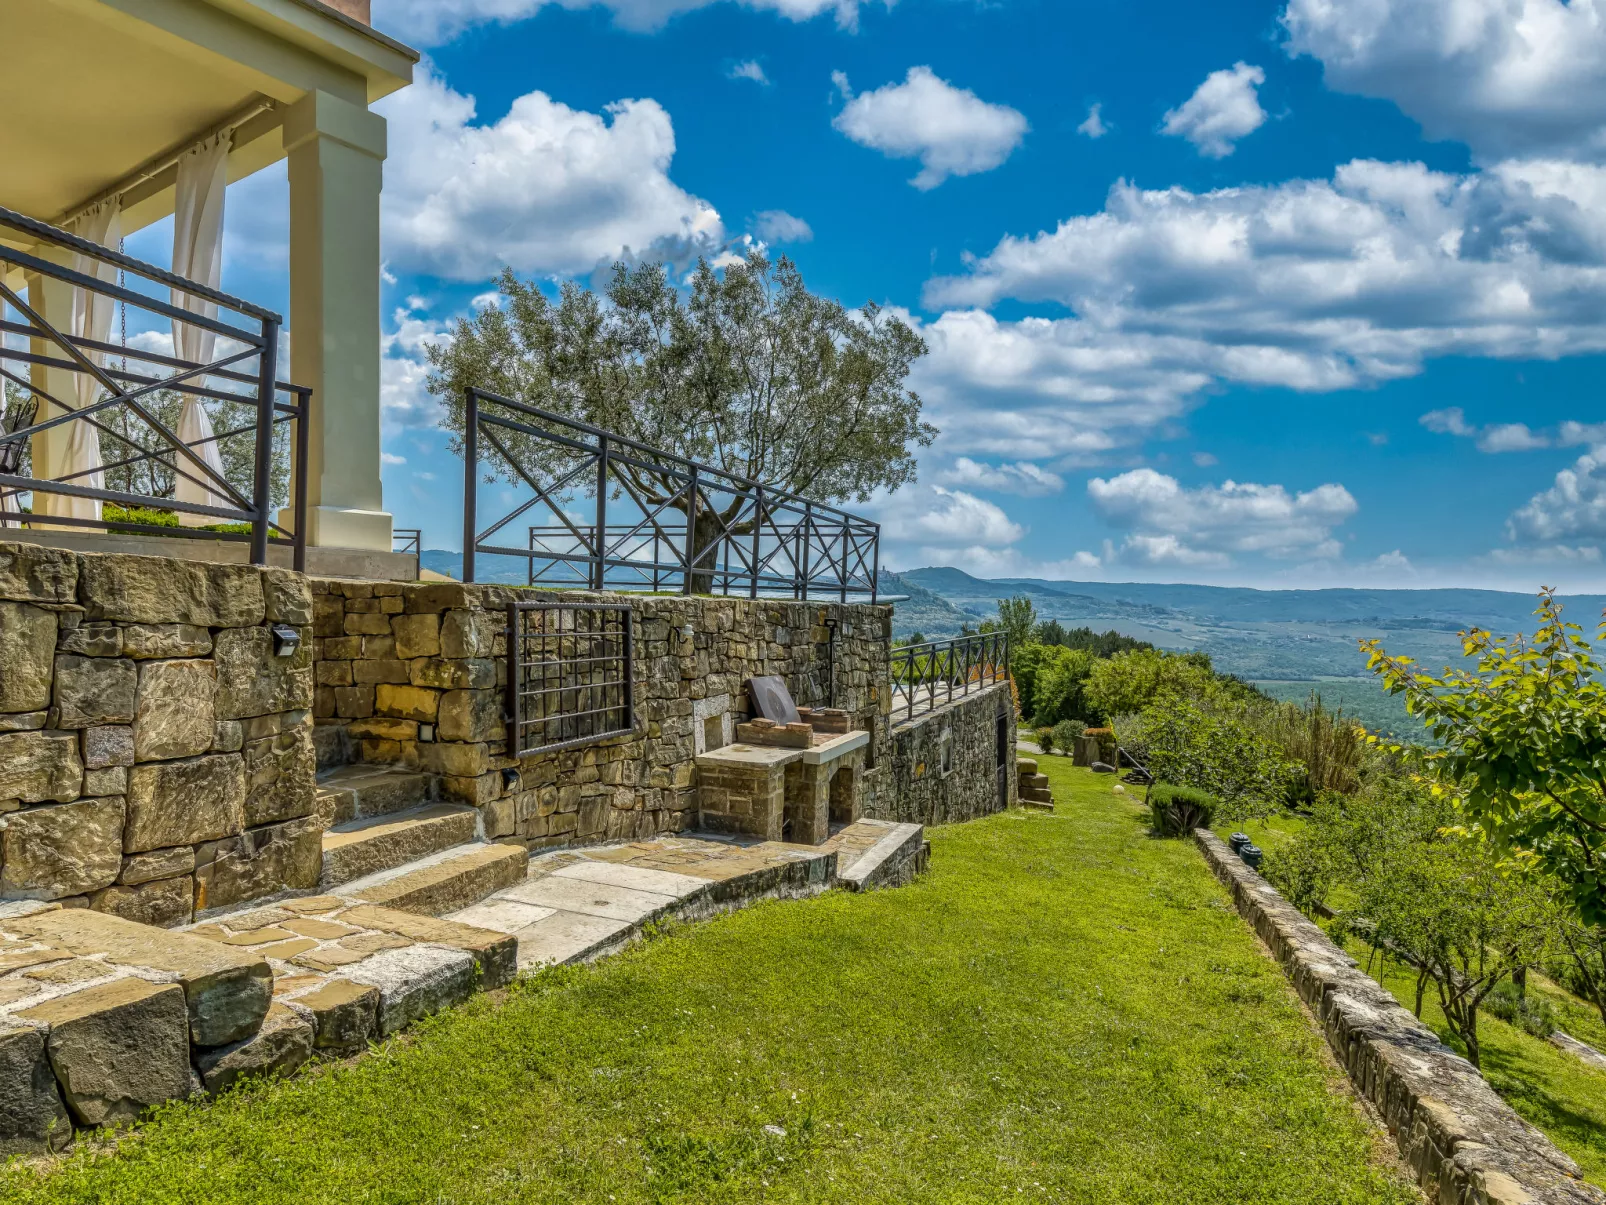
{"left": 1363, "top": 589, "right": 1606, "bottom": 926}
{"left": 1085, "top": 648, "right": 1217, "bottom": 720}
{"left": 427, "top": 251, "right": 935, "bottom": 593}
{"left": 1269, "top": 774, "right": 1551, "bottom": 1067}
{"left": 1032, "top": 646, "right": 1097, "bottom": 726}
{"left": 994, "top": 596, "right": 1036, "bottom": 659}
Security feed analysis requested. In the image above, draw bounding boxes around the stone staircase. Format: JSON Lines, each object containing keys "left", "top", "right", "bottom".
{"left": 1017, "top": 757, "right": 1054, "bottom": 811}
{"left": 312, "top": 733, "right": 526, "bottom": 917}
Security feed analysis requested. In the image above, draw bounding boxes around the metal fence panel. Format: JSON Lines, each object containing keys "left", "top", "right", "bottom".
{"left": 0, "top": 206, "right": 307, "bottom": 567}
{"left": 889, "top": 632, "right": 1010, "bottom": 727}
{"left": 461, "top": 386, "right": 879, "bottom": 601}
{"left": 506, "top": 600, "right": 636, "bottom": 758}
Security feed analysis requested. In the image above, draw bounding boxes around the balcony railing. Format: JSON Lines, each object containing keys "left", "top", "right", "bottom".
{"left": 460, "top": 387, "right": 880, "bottom": 601}
{"left": 393, "top": 528, "right": 421, "bottom": 556}
{"left": 0, "top": 206, "right": 306, "bottom": 567}
{"left": 889, "top": 632, "right": 1010, "bottom": 726}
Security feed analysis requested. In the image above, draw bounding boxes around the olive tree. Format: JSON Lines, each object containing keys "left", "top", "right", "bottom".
{"left": 426, "top": 251, "right": 935, "bottom": 592}
{"left": 1363, "top": 589, "right": 1606, "bottom": 926}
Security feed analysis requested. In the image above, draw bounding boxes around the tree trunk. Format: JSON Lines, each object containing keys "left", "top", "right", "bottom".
{"left": 1414, "top": 967, "right": 1429, "bottom": 1018}
{"left": 686, "top": 509, "right": 725, "bottom": 596}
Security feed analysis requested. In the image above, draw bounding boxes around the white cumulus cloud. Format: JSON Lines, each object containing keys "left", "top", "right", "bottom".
{"left": 832, "top": 67, "right": 1028, "bottom": 190}
{"left": 1161, "top": 62, "right": 1267, "bottom": 158}
{"left": 728, "top": 60, "right": 770, "bottom": 85}
{"left": 1087, "top": 469, "right": 1358, "bottom": 563}
{"left": 1284, "top": 0, "right": 1606, "bottom": 163}
{"left": 870, "top": 484, "right": 1026, "bottom": 568}
{"left": 1507, "top": 444, "right": 1606, "bottom": 541}
{"left": 1078, "top": 103, "right": 1109, "bottom": 139}
{"left": 936, "top": 458, "right": 1065, "bottom": 496}
{"left": 378, "top": 65, "right": 722, "bottom": 281}
{"left": 751, "top": 210, "right": 813, "bottom": 243}
{"left": 923, "top": 159, "right": 1606, "bottom": 421}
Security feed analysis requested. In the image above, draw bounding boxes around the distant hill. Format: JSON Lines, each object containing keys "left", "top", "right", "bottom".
{"left": 897, "top": 566, "right": 1606, "bottom": 683}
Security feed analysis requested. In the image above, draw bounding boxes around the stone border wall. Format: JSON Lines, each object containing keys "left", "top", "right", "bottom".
{"left": 0, "top": 542, "right": 316, "bottom": 926}
{"left": 311, "top": 581, "right": 894, "bottom": 848}
{"left": 874, "top": 684, "right": 1015, "bottom": 825}
{"left": 1195, "top": 828, "right": 1606, "bottom": 1205}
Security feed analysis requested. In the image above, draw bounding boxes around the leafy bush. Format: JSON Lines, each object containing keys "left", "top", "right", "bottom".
{"left": 1117, "top": 696, "right": 1297, "bottom": 821}
{"left": 1484, "top": 980, "right": 1559, "bottom": 1038}
{"left": 1148, "top": 782, "right": 1218, "bottom": 837}
{"left": 1032, "top": 646, "right": 1097, "bottom": 726}
{"left": 1085, "top": 649, "right": 1218, "bottom": 719}
{"left": 1034, "top": 727, "right": 1056, "bottom": 755}
{"left": 1051, "top": 719, "right": 1085, "bottom": 751}
{"left": 101, "top": 503, "right": 252, "bottom": 535}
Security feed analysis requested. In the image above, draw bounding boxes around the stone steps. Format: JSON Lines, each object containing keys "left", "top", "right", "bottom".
{"left": 342, "top": 842, "right": 530, "bottom": 917}
{"left": 315, "top": 763, "right": 434, "bottom": 827}
{"left": 320, "top": 804, "right": 480, "bottom": 890}
{"left": 1016, "top": 758, "right": 1053, "bottom": 810}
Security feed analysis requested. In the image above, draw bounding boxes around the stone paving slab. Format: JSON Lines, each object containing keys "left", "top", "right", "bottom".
{"left": 499, "top": 876, "right": 679, "bottom": 923}
{"left": 826, "top": 820, "right": 928, "bottom": 892}
{"left": 442, "top": 822, "right": 905, "bottom": 970}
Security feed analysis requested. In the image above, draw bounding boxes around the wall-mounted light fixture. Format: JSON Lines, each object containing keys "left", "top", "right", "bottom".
{"left": 271, "top": 625, "right": 301, "bottom": 658}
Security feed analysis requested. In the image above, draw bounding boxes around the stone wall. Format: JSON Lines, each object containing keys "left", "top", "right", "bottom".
{"left": 0, "top": 542, "right": 315, "bottom": 926}
{"left": 311, "top": 580, "right": 894, "bottom": 847}
{"left": 875, "top": 684, "right": 1015, "bottom": 825}
{"left": 1196, "top": 828, "right": 1606, "bottom": 1205}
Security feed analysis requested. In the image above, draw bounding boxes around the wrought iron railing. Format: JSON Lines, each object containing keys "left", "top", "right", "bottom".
{"left": 393, "top": 528, "right": 421, "bottom": 556}
{"left": 0, "top": 206, "right": 307, "bottom": 567}
{"left": 889, "top": 632, "right": 1010, "bottom": 726}
{"left": 505, "top": 600, "right": 636, "bottom": 758}
{"left": 460, "top": 387, "right": 880, "bottom": 600}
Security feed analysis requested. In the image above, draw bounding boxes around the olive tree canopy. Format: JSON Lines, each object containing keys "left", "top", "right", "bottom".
{"left": 425, "top": 251, "right": 936, "bottom": 522}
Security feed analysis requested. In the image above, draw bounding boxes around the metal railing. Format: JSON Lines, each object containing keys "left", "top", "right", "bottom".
{"left": 506, "top": 600, "right": 636, "bottom": 758}
{"left": 0, "top": 206, "right": 306, "bottom": 567}
{"left": 889, "top": 632, "right": 1010, "bottom": 726}
{"left": 461, "top": 387, "right": 880, "bottom": 600}
{"left": 393, "top": 528, "right": 421, "bottom": 556}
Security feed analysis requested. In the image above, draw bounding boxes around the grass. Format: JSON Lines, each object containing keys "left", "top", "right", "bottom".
{"left": 1334, "top": 937, "right": 1606, "bottom": 1186}
{"left": 1, "top": 763, "right": 1419, "bottom": 1205}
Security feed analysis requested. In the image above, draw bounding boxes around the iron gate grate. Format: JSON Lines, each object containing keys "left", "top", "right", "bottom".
{"left": 506, "top": 601, "right": 636, "bottom": 758}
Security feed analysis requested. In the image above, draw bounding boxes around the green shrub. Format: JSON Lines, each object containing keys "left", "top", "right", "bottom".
{"left": 1148, "top": 782, "right": 1219, "bottom": 838}
{"left": 1032, "top": 646, "right": 1097, "bottom": 726}
{"left": 102, "top": 503, "right": 252, "bottom": 536}
{"left": 1034, "top": 727, "right": 1056, "bottom": 755}
{"left": 1051, "top": 719, "right": 1085, "bottom": 751}
{"left": 1119, "top": 696, "right": 1297, "bottom": 821}
{"left": 1485, "top": 980, "right": 1559, "bottom": 1038}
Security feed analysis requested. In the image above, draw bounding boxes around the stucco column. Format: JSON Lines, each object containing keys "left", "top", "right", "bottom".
{"left": 281, "top": 89, "right": 392, "bottom": 551}
{"left": 24, "top": 253, "right": 76, "bottom": 498}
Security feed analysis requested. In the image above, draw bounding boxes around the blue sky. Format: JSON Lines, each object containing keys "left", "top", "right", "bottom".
{"left": 128, "top": 0, "right": 1606, "bottom": 590}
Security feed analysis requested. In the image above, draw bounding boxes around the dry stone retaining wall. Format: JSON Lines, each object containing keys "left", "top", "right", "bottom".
{"left": 1196, "top": 828, "right": 1606, "bottom": 1205}
{"left": 311, "top": 580, "right": 895, "bottom": 847}
{"left": 0, "top": 542, "right": 315, "bottom": 926}
{"left": 875, "top": 684, "right": 1015, "bottom": 825}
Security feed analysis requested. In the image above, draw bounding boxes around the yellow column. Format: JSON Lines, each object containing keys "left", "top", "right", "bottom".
{"left": 23, "top": 252, "right": 76, "bottom": 501}
{"left": 281, "top": 89, "right": 392, "bottom": 551}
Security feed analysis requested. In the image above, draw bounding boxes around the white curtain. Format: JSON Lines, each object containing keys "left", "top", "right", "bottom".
{"left": 36, "top": 202, "right": 120, "bottom": 523}
{"left": 0, "top": 286, "right": 20, "bottom": 526}
{"left": 170, "top": 133, "right": 231, "bottom": 526}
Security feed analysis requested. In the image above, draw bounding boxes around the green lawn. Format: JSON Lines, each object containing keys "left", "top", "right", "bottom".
{"left": 2, "top": 763, "right": 1417, "bottom": 1205}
